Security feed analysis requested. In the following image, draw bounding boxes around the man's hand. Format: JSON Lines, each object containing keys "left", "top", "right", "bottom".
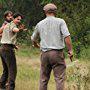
{"left": 32, "top": 42, "right": 40, "bottom": 48}
{"left": 15, "top": 45, "right": 19, "bottom": 50}
{"left": 0, "top": 23, "right": 7, "bottom": 34}
{"left": 65, "top": 36, "right": 73, "bottom": 61}
{"left": 68, "top": 50, "right": 73, "bottom": 62}
{"left": 18, "top": 24, "right": 25, "bottom": 30}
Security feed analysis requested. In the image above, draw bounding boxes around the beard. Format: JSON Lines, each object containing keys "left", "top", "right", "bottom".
{"left": 5, "top": 19, "right": 12, "bottom": 23}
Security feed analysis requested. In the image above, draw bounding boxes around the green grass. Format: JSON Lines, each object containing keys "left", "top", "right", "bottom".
{"left": 15, "top": 45, "right": 40, "bottom": 58}
{"left": 0, "top": 46, "right": 90, "bottom": 90}
{"left": 80, "top": 47, "right": 90, "bottom": 60}
{"left": 16, "top": 58, "right": 40, "bottom": 90}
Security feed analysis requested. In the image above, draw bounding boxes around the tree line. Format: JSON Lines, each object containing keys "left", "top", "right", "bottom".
{"left": 0, "top": 0, "right": 90, "bottom": 57}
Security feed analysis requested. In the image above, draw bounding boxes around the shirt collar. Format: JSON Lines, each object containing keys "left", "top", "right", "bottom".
{"left": 46, "top": 16, "right": 55, "bottom": 18}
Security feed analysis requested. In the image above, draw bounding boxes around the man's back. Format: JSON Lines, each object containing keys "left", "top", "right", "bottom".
{"left": 31, "top": 3, "right": 73, "bottom": 90}
{"left": 36, "top": 16, "right": 70, "bottom": 51}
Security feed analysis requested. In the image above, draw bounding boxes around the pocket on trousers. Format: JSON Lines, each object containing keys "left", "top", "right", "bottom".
{"left": 59, "top": 51, "right": 65, "bottom": 60}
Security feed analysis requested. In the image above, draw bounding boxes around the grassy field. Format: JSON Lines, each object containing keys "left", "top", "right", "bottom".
{"left": 0, "top": 46, "right": 90, "bottom": 90}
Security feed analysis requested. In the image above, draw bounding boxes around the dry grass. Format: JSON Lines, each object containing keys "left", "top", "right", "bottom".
{"left": 0, "top": 55, "right": 90, "bottom": 90}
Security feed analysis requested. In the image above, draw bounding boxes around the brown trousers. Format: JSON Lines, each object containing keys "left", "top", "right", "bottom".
{"left": 0, "top": 44, "right": 17, "bottom": 90}
{"left": 39, "top": 50, "right": 66, "bottom": 90}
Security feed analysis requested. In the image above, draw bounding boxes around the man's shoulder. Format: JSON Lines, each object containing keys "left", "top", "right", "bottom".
{"left": 55, "top": 17, "right": 65, "bottom": 22}
{"left": 37, "top": 17, "right": 65, "bottom": 26}
{"left": 6, "top": 21, "right": 14, "bottom": 26}
{"left": 3, "top": 21, "right": 8, "bottom": 25}
{"left": 55, "top": 18, "right": 66, "bottom": 25}
{"left": 7, "top": 21, "right": 17, "bottom": 30}
{"left": 10, "top": 21, "right": 16, "bottom": 27}
{"left": 37, "top": 18, "right": 46, "bottom": 25}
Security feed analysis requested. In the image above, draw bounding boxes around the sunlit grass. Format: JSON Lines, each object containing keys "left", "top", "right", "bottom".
{"left": 0, "top": 46, "right": 90, "bottom": 90}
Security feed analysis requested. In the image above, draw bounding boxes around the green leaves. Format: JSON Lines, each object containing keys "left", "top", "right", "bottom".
{"left": 40, "top": 0, "right": 53, "bottom": 5}
{"left": 0, "top": 0, "right": 89, "bottom": 56}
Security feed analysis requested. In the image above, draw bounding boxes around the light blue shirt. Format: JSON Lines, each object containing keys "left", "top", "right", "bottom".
{"left": 31, "top": 16, "right": 70, "bottom": 52}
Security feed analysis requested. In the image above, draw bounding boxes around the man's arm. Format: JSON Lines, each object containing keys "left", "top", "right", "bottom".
{"left": 31, "top": 24, "right": 40, "bottom": 48}
{"left": 31, "top": 40, "right": 40, "bottom": 48}
{"left": 13, "top": 25, "right": 25, "bottom": 33}
{"left": 60, "top": 19, "right": 73, "bottom": 61}
{"left": 0, "top": 23, "right": 7, "bottom": 34}
{"left": 65, "top": 36, "right": 73, "bottom": 61}
{"left": 0, "top": 26, "right": 4, "bottom": 34}
{"left": 31, "top": 33, "right": 40, "bottom": 48}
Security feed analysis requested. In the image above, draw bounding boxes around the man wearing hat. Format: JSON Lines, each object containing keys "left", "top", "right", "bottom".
{"left": 31, "top": 3, "right": 73, "bottom": 90}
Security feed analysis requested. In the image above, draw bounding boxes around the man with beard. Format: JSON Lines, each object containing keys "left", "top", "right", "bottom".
{"left": 0, "top": 11, "right": 13, "bottom": 90}
{"left": 0, "top": 13, "right": 24, "bottom": 90}
{"left": 0, "top": 11, "right": 13, "bottom": 37}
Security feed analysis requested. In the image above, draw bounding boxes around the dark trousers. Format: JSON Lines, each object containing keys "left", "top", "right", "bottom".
{"left": 0, "top": 44, "right": 17, "bottom": 90}
{"left": 39, "top": 50, "right": 66, "bottom": 90}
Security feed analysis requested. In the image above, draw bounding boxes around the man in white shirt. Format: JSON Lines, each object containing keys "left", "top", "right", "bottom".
{"left": 31, "top": 3, "right": 73, "bottom": 90}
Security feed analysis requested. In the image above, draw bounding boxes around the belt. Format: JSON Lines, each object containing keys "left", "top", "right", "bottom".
{"left": 2, "top": 44, "right": 15, "bottom": 48}
{"left": 42, "top": 49, "right": 63, "bottom": 53}
{"left": 52, "top": 49, "right": 63, "bottom": 51}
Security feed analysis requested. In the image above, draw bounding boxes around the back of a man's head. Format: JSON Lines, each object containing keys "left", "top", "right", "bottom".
{"left": 43, "top": 3, "right": 57, "bottom": 14}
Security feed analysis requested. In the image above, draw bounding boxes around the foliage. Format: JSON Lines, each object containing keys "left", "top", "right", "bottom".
{"left": 56, "top": 0, "right": 90, "bottom": 56}
{"left": 0, "top": 0, "right": 90, "bottom": 58}
{"left": 66, "top": 60, "right": 90, "bottom": 90}
{"left": 0, "top": 51, "right": 90, "bottom": 90}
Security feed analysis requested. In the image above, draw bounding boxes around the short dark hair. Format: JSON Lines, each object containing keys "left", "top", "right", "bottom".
{"left": 13, "top": 13, "right": 23, "bottom": 19}
{"left": 4, "top": 10, "right": 13, "bottom": 18}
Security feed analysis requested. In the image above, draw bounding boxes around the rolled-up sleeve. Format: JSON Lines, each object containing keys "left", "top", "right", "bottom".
{"left": 60, "top": 19, "right": 70, "bottom": 38}
{"left": 31, "top": 25, "right": 39, "bottom": 41}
